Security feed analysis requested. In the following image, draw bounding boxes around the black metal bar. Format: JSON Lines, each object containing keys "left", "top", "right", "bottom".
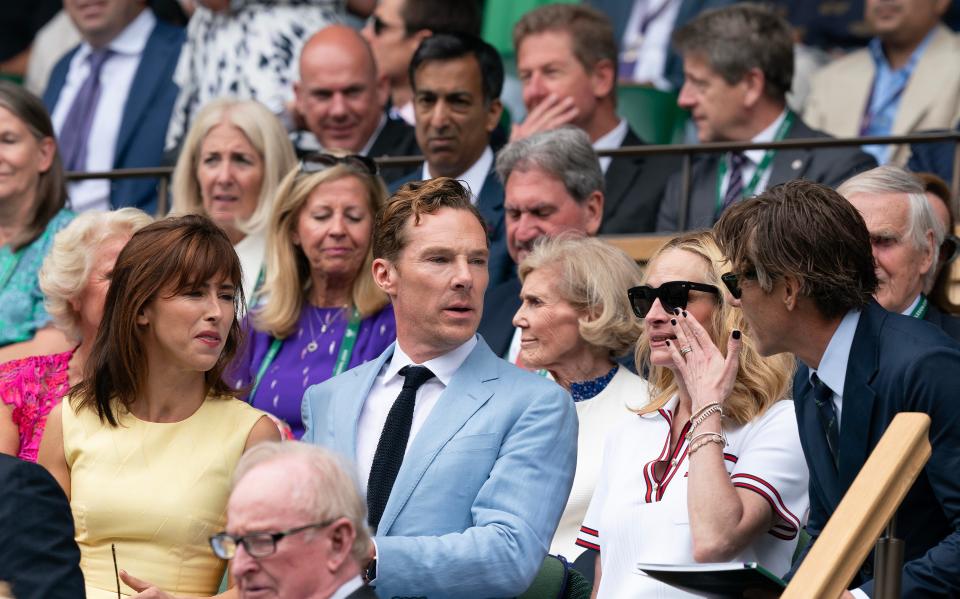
{"left": 874, "top": 517, "right": 904, "bottom": 599}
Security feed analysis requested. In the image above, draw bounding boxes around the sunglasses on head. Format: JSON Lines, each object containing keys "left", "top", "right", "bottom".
{"left": 720, "top": 270, "right": 757, "bottom": 299}
{"left": 299, "top": 153, "right": 379, "bottom": 176}
{"left": 628, "top": 281, "right": 720, "bottom": 318}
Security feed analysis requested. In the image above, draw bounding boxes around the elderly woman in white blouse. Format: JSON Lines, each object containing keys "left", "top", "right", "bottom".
{"left": 512, "top": 235, "right": 647, "bottom": 560}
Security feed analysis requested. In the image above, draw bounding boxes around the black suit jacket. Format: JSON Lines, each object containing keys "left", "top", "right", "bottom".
{"left": 792, "top": 301, "right": 960, "bottom": 596}
{"left": 0, "top": 454, "right": 84, "bottom": 599}
{"left": 924, "top": 302, "right": 960, "bottom": 343}
{"left": 600, "top": 127, "right": 681, "bottom": 234}
{"left": 478, "top": 275, "right": 522, "bottom": 359}
{"left": 367, "top": 117, "right": 420, "bottom": 184}
{"left": 656, "top": 117, "right": 877, "bottom": 231}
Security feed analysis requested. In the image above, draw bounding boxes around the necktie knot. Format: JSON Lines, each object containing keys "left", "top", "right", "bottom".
{"left": 88, "top": 48, "right": 112, "bottom": 73}
{"left": 399, "top": 365, "right": 435, "bottom": 391}
{"left": 811, "top": 373, "right": 833, "bottom": 407}
{"left": 729, "top": 151, "right": 749, "bottom": 170}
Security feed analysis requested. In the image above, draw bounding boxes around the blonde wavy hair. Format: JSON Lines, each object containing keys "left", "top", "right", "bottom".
{"left": 171, "top": 99, "right": 296, "bottom": 237}
{"left": 635, "top": 231, "right": 794, "bottom": 424}
{"left": 38, "top": 208, "right": 153, "bottom": 341}
{"left": 252, "top": 160, "right": 389, "bottom": 338}
{"left": 518, "top": 234, "right": 643, "bottom": 358}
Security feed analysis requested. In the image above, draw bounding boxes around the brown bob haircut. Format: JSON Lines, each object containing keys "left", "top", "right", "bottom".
{"left": 714, "top": 179, "right": 878, "bottom": 320}
{"left": 72, "top": 214, "right": 244, "bottom": 426}
{"left": 373, "top": 177, "right": 488, "bottom": 263}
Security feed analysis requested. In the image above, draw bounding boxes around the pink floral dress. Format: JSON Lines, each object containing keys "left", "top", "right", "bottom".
{"left": 0, "top": 350, "right": 73, "bottom": 462}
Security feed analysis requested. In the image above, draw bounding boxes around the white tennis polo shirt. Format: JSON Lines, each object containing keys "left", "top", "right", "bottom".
{"left": 577, "top": 396, "right": 809, "bottom": 599}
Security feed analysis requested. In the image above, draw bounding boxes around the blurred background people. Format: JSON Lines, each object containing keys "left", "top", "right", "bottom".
{"left": 805, "top": 0, "right": 960, "bottom": 165}
{"left": 479, "top": 127, "right": 603, "bottom": 360}
{"left": 164, "top": 0, "right": 340, "bottom": 154}
{"left": 362, "top": 0, "right": 482, "bottom": 126}
{"left": 916, "top": 171, "right": 960, "bottom": 317}
{"left": 44, "top": 0, "right": 184, "bottom": 214}
{"left": 512, "top": 235, "right": 645, "bottom": 559}
{"left": 0, "top": 82, "right": 75, "bottom": 362}
{"left": 579, "top": 231, "right": 806, "bottom": 597}
{"left": 293, "top": 25, "right": 419, "bottom": 183}
{"left": 0, "top": 208, "right": 151, "bottom": 462}
{"left": 512, "top": 4, "right": 680, "bottom": 233}
{"left": 230, "top": 153, "right": 396, "bottom": 439}
{"left": 171, "top": 98, "right": 297, "bottom": 298}
{"left": 656, "top": 4, "right": 876, "bottom": 232}
{"left": 38, "top": 214, "right": 279, "bottom": 599}
{"left": 838, "top": 165, "right": 960, "bottom": 340}
{"left": 217, "top": 441, "right": 377, "bottom": 599}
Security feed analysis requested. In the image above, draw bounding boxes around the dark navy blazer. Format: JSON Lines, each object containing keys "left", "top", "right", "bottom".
{"left": 793, "top": 300, "right": 960, "bottom": 596}
{"left": 43, "top": 19, "right": 185, "bottom": 215}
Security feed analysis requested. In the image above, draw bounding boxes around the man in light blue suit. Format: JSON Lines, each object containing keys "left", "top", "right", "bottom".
{"left": 302, "top": 177, "right": 577, "bottom": 599}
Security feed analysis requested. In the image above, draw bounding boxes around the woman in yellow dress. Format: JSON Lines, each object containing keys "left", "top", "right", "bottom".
{"left": 39, "top": 214, "right": 280, "bottom": 598}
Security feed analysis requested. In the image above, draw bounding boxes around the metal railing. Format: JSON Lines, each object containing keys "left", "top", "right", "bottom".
{"left": 66, "top": 131, "right": 960, "bottom": 224}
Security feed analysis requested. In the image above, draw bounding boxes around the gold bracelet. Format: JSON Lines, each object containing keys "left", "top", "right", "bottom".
{"left": 690, "top": 402, "right": 722, "bottom": 422}
{"left": 687, "top": 433, "right": 726, "bottom": 456}
{"left": 686, "top": 404, "right": 723, "bottom": 439}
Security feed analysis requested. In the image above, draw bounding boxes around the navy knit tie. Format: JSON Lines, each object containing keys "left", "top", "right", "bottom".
{"left": 810, "top": 373, "right": 840, "bottom": 469}
{"left": 367, "top": 365, "right": 435, "bottom": 532}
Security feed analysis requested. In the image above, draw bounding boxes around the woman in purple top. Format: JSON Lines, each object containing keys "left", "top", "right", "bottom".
{"left": 230, "top": 153, "right": 396, "bottom": 438}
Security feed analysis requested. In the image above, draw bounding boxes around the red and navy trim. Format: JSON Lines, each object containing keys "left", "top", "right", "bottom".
{"left": 642, "top": 419, "right": 690, "bottom": 502}
{"left": 731, "top": 473, "right": 800, "bottom": 540}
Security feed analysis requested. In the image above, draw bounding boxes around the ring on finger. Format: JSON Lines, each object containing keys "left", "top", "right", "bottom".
{"left": 680, "top": 346, "right": 693, "bottom": 357}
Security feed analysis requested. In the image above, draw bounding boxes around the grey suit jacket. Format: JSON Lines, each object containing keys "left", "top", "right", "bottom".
{"left": 656, "top": 117, "right": 877, "bottom": 232}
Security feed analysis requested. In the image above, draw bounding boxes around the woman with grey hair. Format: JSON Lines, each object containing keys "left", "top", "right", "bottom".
{"left": 511, "top": 235, "right": 646, "bottom": 559}
{"left": 0, "top": 208, "right": 152, "bottom": 461}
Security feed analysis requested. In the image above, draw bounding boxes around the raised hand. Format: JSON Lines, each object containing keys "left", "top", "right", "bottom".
{"left": 667, "top": 308, "right": 741, "bottom": 412}
{"left": 509, "top": 94, "right": 580, "bottom": 142}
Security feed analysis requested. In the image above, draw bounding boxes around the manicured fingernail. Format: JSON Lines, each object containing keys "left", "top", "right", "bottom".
{"left": 670, "top": 319, "right": 677, "bottom": 325}
{"left": 682, "top": 311, "right": 688, "bottom": 317}
{"left": 732, "top": 329, "right": 741, "bottom": 340}
{"left": 673, "top": 308, "right": 681, "bottom": 315}
{"left": 665, "top": 339, "right": 671, "bottom": 346}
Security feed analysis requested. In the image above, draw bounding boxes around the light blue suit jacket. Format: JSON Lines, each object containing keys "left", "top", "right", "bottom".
{"left": 302, "top": 336, "right": 578, "bottom": 599}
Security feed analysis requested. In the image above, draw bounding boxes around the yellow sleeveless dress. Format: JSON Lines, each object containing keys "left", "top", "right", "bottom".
{"left": 62, "top": 396, "right": 266, "bottom": 598}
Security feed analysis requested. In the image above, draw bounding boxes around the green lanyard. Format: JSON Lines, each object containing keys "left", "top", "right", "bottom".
{"left": 909, "top": 295, "right": 929, "bottom": 319}
{"left": 715, "top": 111, "right": 795, "bottom": 216}
{"left": 249, "top": 306, "right": 362, "bottom": 401}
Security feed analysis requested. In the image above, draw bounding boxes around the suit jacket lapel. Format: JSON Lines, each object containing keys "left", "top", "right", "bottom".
{"left": 376, "top": 340, "right": 498, "bottom": 534}
{"left": 115, "top": 23, "right": 165, "bottom": 163}
{"left": 837, "top": 304, "right": 882, "bottom": 490}
{"left": 476, "top": 167, "right": 504, "bottom": 233}
{"left": 769, "top": 121, "right": 814, "bottom": 186}
{"left": 603, "top": 128, "right": 645, "bottom": 222}
{"left": 334, "top": 345, "right": 395, "bottom": 461}
{"left": 795, "top": 370, "right": 843, "bottom": 508}
{"left": 892, "top": 24, "right": 951, "bottom": 136}
{"left": 690, "top": 155, "right": 721, "bottom": 228}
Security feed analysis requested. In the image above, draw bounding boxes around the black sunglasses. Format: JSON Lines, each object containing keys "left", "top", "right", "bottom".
{"left": 720, "top": 270, "right": 757, "bottom": 299}
{"left": 628, "top": 281, "right": 720, "bottom": 318}
{"left": 299, "top": 153, "right": 379, "bottom": 176}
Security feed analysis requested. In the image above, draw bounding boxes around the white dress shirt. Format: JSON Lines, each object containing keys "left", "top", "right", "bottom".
{"left": 51, "top": 9, "right": 155, "bottom": 213}
{"left": 621, "top": 0, "right": 683, "bottom": 90}
{"left": 720, "top": 109, "right": 788, "bottom": 202}
{"left": 422, "top": 146, "right": 493, "bottom": 206}
{"left": 356, "top": 335, "right": 478, "bottom": 494}
{"left": 810, "top": 308, "right": 861, "bottom": 429}
{"left": 329, "top": 576, "right": 364, "bottom": 599}
{"left": 592, "top": 118, "right": 629, "bottom": 174}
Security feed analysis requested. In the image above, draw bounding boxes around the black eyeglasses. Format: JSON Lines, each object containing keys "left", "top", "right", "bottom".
{"left": 628, "top": 281, "right": 720, "bottom": 318}
{"left": 209, "top": 518, "right": 337, "bottom": 559}
{"left": 299, "top": 153, "right": 379, "bottom": 176}
{"left": 720, "top": 270, "right": 757, "bottom": 299}
{"left": 940, "top": 234, "right": 960, "bottom": 267}
{"left": 367, "top": 14, "right": 402, "bottom": 37}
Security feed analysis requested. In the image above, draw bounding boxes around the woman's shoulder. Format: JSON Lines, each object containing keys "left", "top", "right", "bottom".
{"left": 204, "top": 395, "right": 270, "bottom": 425}
{"left": 0, "top": 350, "right": 73, "bottom": 404}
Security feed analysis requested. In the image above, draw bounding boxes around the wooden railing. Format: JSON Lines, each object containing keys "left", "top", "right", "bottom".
{"left": 782, "top": 413, "right": 932, "bottom": 598}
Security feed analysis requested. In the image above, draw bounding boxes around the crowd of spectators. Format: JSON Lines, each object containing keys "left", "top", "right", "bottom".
{"left": 2, "top": 1, "right": 960, "bottom": 599}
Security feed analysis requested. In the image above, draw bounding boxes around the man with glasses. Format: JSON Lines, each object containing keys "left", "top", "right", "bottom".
{"left": 361, "top": 0, "right": 481, "bottom": 126}
{"left": 838, "top": 165, "right": 960, "bottom": 342}
{"left": 714, "top": 179, "right": 960, "bottom": 598}
{"left": 213, "top": 441, "right": 377, "bottom": 599}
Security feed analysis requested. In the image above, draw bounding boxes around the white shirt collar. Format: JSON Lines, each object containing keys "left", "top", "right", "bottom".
{"left": 385, "top": 335, "right": 478, "bottom": 387}
{"left": 360, "top": 114, "right": 388, "bottom": 157}
{"left": 744, "top": 108, "right": 788, "bottom": 165}
{"left": 422, "top": 146, "right": 494, "bottom": 204}
{"left": 328, "top": 576, "right": 364, "bottom": 599}
{"left": 810, "top": 308, "right": 861, "bottom": 398}
{"left": 593, "top": 119, "right": 629, "bottom": 174}
{"left": 901, "top": 294, "right": 923, "bottom": 316}
{"left": 75, "top": 8, "right": 155, "bottom": 60}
